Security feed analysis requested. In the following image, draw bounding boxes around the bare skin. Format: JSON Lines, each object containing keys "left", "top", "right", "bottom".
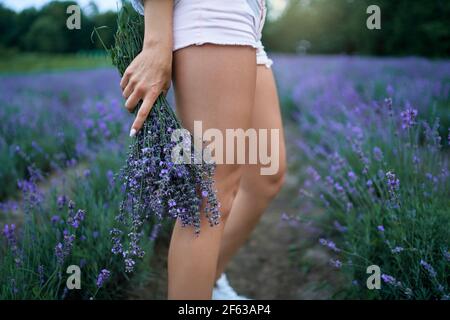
{"left": 215, "top": 66, "right": 286, "bottom": 280}
{"left": 120, "top": 0, "right": 286, "bottom": 299}
{"left": 169, "top": 44, "right": 256, "bottom": 299}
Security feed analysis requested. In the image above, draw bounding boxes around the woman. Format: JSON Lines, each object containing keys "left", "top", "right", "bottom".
{"left": 124, "top": 0, "right": 286, "bottom": 299}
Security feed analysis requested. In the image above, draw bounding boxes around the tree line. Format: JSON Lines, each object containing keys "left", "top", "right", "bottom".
{"left": 264, "top": 0, "right": 450, "bottom": 57}
{"left": 0, "top": 0, "right": 449, "bottom": 57}
{"left": 0, "top": 1, "right": 118, "bottom": 53}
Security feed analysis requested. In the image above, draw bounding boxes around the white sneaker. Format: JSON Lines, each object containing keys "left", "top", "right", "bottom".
{"left": 212, "top": 274, "right": 251, "bottom": 300}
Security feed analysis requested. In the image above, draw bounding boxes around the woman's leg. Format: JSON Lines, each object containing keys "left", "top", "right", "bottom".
{"left": 215, "top": 66, "right": 287, "bottom": 279}
{"left": 168, "top": 44, "right": 257, "bottom": 299}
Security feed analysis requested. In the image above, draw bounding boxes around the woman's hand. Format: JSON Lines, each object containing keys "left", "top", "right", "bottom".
{"left": 120, "top": 0, "right": 174, "bottom": 137}
{"left": 120, "top": 43, "right": 172, "bottom": 137}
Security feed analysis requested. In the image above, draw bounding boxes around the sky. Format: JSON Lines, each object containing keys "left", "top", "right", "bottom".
{"left": 2, "top": 0, "right": 287, "bottom": 16}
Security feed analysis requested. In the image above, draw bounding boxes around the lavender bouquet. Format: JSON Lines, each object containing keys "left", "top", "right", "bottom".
{"left": 98, "top": 6, "right": 220, "bottom": 272}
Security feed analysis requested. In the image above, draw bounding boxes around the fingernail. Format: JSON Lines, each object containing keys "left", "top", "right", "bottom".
{"left": 129, "top": 128, "right": 137, "bottom": 137}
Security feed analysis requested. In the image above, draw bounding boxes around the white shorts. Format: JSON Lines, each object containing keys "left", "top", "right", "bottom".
{"left": 131, "top": 0, "right": 273, "bottom": 68}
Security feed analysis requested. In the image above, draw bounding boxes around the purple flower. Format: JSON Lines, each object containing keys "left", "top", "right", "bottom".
{"left": 443, "top": 249, "right": 450, "bottom": 262}
{"left": 330, "top": 259, "right": 342, "bottom": 269}
{"left": 377, "top": 225, "right": 385, "bottom": 232}
{"left": 168, "top": 199, "right": 176, "bottom": 207}
{"left": 51, "top": 215, "right": 61, "bottom": 225}
{"left": 3, "top": 224, "right": 16, "bottom": 244}
{"left": 373, "top": 147, "right": 383, "bottom": 162}
{"left": 68, "top": 209, "right": 86, "bottom": 229}
{"left": 55, "top": 230, "right": 76, "bottom": 265}
{"left": 37, "top": 265, "right": 45, "bottom": 285}
{"left": 386, "top": 171, "right": 400, "bottom": 190}
{"left": 386, "top": 84, "right": 394, "bottom": 97}
{"left": 420, "top": 260, "right": 437, "bottom": 278}
{"left": 106, "top": 170, "right": 115, "bottom": 186}
{"left": 333, "top": 220, "right": 348, "bottom": 233}
{"left": 124, "top": 258, "right": 135, "bottom": 273}
{"left": 280, "top": 212, "right": 300, "bottom": 227}
{"left": 400, "top": 106, "right": 418, "bottom": 129}
{"left": 55, "top": 242, "right": 65, "bottom": 265}
{"left": 385, "top": 171, "right": 400, "bottom": 207}
{"left": 381, "top": 274, "right": 397, "bottom": 285}
{"left": 57, "top": 195, "right": 67, "bottom": 209}
{"left": 319, "top": 238, "right": 340, "bottom": 252}
{"left": 347, "top": 171, "right": 357, "bottom": 183}
{"left": 96, "top": 269, "right": 111, "bottom": 288}
{"left": 149, "top": 223, "right": 162, "bottom": 241}
{"left": 391, "top": 246, "right": 404, "bottom": 254}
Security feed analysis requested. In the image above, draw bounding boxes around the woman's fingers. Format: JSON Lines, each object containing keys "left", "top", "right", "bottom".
{"left": 122, "top": 80, "right": 135, "bottom": 99}
{"left": 129, "top": 87, "right": 159, "bottom": 137}
{"left": 124, "top": 84, "right": 144, "bottom": 112}
{"left": 120, "top": 69, "right": 132, "bottom": 89}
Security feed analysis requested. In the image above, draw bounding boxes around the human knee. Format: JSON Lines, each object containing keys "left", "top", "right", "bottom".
{"left": 258, "top": 158, "right": 286, "bottom": 200}
{"left": 216, "top": 167, "right": 242, "bottom": 221}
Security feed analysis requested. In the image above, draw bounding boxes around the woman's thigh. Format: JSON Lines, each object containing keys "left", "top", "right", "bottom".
{"left": 240, "top": 66, "right": 286, "bottom": 192}
{"left": 172, "top": 44, "right": 257, "bottom": 215}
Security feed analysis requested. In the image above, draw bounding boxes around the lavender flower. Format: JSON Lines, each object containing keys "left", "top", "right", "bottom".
{"left": 55, "top": 242, "right": 65, "bottom": 265}
{"left": 2, "top": 224, "right": 22, "bottom": 266}
{"left": 319, "top": 238, "right": 340, "bottom": 252}
{"left": 385, "top": 171, "right": 400, "bottom": 207}
{"left": 384, "top": 98, "right": 393, "bottom": 117}
{"left": 391, "top": 246, "right": 404, "bottom": 254}
{"left": 330, "top": 259, "right": 342, "bottom": 269}
{"left": 420, "top": 260, "right": 437, "bottom": 278}
{"left": 55, "top": 230, "right": 76, "bottom": 265}
{"left": 347, "top": 171, "right": 357, "bottom": 183}
{"left": 149, "top": 223, "right": 162, "bottom": 242}
{"left": 442, "top": 249, "right": 450, "bottom": 262}
{"left": 400, "top": 105, "right": 418, "bottom": 129}
{"left": 96, "top": 269, "right": 111, "bottom": 288}
{"left": 333, "top": 220, "right": 348, "bottom": 233}
{"left": 373, "top": 147, "right": 383, "bottom": 162}
{"left": 37, "top": 265, "right": 45, "bottom": 286}
{"left": 51, "top": 215, "right": 61, "bottom": 225}
{"left": 67, "top": 209, "right": 85, "bottom": 228}
{"left": 381, "top": 274, "right": 397, "bottom": 285}
{"left": 377, "top": 225, "right": 385, "bottom": 232}
{"left": 57, "top": 195, "right": 67, "bottom": 210}
{"left": 386, "top": 171, "right": 400, "bottom": 191}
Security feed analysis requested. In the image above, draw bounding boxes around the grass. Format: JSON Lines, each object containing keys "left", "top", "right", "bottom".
{"left": 0, "top": 52, "right": 112, "bottom": 74}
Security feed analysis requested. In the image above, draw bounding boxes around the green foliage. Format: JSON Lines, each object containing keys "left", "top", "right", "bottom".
{"left": 264, "top": 0, "right": 450, "bottom": 57}
{"left": 0, "top": 1, "right": 119, "bottom": 53}
{"left": 0, "top": 52, "right": 111, "bottom": 74}
{"left": 1, "top": 0, "right": 449, "bottom": 56}
{"left": 0, "top": 150, "right": 156, "bottom": 299}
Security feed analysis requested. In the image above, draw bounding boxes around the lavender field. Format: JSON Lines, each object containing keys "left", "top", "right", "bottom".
{"left": 0, "top": 55, "right": 449, "bottom": 299}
